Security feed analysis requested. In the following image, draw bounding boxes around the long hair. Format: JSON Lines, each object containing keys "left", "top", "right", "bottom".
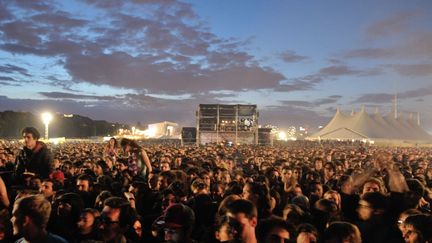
{"left": 245, "top": 181, "right": 272, "bottom": 218}
{"left": 107, "top": 137, "right": 119, "bottom": 148}
{"left": 120, "top": 138, "right": 141, "bottom": 150}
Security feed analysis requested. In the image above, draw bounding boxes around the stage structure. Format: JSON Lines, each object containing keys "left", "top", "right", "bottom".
{"left": 258, "top": 128, "right": 273, "bottom": 145}
{"left": 146, "top": 121, "right": 180, "bottom": 138}
{"left": 197, "top": 104, "right": 259, "bottom": 145}
{"left": 181, "top": 127, "right": 197, "bottom": 145}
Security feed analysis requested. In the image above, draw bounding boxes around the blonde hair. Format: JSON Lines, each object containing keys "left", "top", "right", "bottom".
{"left": 14, "top": 194, "right": 51, "bottom": 228}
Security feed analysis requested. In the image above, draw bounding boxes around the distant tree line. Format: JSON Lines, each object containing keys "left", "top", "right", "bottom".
{"left": 0, "top": 110, "right": 127, "bottom": 138}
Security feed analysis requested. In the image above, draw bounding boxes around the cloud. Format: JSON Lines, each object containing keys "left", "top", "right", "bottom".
{"left": 0, "top": 64, "right": 31, "bottom": 76}
{"left": 0, "top": 2, "right": 13, "bottom": 21}
{"left": 401, "top": 86, "right": 432, "bottom": 99}
{"left": 315, "top": 97, "right": 342, "bottom": 105}
{"left": 344, "top": 9, "right": 432, "bottom": 60}
{"left": 190, "top": 91, "right": 236, "bottom": 101}
{"left": 64, "top": 52, "right": 285, "bottom": 94}
{"left": 280, "top": 95, "right": 342, "bottom": 108}
{"left": 344, "top": 48, "right": 393, "bottom": 59}
{"left": 352, "top": 86, "right": 432, "bottom": 104}
{"left": 326, "top": 107, "right": 337, "bottom": 113}
{"left": 1, "top": 20, "right": 45, "bottom": 47}
{"left": 10, "top": 0, "right": 54, "bottom": 12}
{"left": 352, "top": 93, "right": 394, "bottom": 104}
{"left": 39, "top": 92, "right": 116, "bottom": 101}
{"left": 0, "top": 74, "right": 27, "bottom": 86}
{"left": 344, "top": 33, "right": 432, "bottom": 60}
{"left": 280, "top": 50, "right": 308, "bottom": 63}
{"left": 388, "top": 64, "right": 432, "bottom": 77}
{"left": 260, "top": 105, "right": 330, "bottom": 128}
{"left": 366, "top": 10, "right": 422, "bottom": 38}
{"left": 276, "top": 74, "right": 322, "bottom": 92}
{"left": 83, "top": 0, "right": 126, "bottom": 9}
{"left": 0, "top": 76, "right": 16, "bottom": 81}
{"left": 38, "top": 91, "right": 174, "bottom": 109}
{"left": 0, "top": 0, "right": 287, "bottom": 95}
{"left": 317, "top": 65, "right": 382, "bottom": 78}
{"left": 327, "top": 59, "right": 344, "bottom": 65}
{"left": 318, "top": 65, "right": 360, "bottom": 76}
{"left": 31, "top": 12, "right": 89, "bottom": 28}
{"left": 276, "top": 65, "right": 382, "bottom": 92}
{"left": 279, "top": 100, "right": 313, "bottom": 107}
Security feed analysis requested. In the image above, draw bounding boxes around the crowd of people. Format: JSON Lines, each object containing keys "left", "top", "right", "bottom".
{"left": 0, "top": 126, "right": 432, "bottom": 243}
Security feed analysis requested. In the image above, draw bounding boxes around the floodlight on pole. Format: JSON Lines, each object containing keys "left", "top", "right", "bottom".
{"left": 41, "top": 112, "right": 53, "bottom": 140}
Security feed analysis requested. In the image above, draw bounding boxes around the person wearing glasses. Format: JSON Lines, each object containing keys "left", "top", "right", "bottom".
{"left": 98, "top": 197, "right": 137, "bottom": 243}
{"left": 397, "top": 209, "right": 422, "bottom": 237}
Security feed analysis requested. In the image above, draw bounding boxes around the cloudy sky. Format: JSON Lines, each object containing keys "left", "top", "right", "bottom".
{"left": 1, "top": 0, "right": 432, "bottom": 131}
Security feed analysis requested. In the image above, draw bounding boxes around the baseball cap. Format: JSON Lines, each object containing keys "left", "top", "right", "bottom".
{"left": 160, "top": 203, "right": 195, "bottom": 229}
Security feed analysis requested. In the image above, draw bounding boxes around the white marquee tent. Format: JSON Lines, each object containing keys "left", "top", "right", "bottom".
{"left": 309, "top": 108, "right": 432, "bottom": 142}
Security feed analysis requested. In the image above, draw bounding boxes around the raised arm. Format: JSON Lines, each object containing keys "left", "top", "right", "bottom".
{"left": 387, "top": 167, "right": 409, "bottom": 193}
{"left": 351, "top": 170, "right": 374, "bottom": 191}
{"left": 0, "top": 176, "right": 10, "bottom": 208}
{"left": 141, "top": 148, "right": 152, "bottom": 173}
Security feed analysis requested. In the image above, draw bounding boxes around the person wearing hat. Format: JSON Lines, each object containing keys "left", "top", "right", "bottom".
{"left": 49, "top": 170, "right": 65, "bottom": 186}
{"left": 152, "top": 203, "right": 196, "bottom": 243}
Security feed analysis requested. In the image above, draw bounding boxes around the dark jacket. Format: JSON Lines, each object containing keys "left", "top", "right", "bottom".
{"left": 15, "top": 141, "right": 53, "bottom": 180}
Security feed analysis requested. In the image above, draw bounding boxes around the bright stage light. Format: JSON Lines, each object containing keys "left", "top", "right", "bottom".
{"left": 42, "top": 112, "right": 53, "bottom": 125}
{"left": 144, "top": 126, "right": 157, "bottom": 138}
{"left": 278, "top": 131, "right": 288, "bottom": 141}
{"left": 41, "top": 112, "right": 53, "bottom": 140}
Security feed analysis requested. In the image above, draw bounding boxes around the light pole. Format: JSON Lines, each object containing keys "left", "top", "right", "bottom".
{"left": 41, "top": 112, "right": 53, "bottom": 140}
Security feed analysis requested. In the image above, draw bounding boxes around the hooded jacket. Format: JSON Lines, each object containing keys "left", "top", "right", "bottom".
{"left": 15, "top": 141, "right": 53, "bottom": 180}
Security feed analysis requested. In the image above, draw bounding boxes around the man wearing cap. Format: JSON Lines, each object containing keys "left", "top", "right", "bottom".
{"left": 153, "top": 203, "right": 196, "bottom": 243}
{"left": 15, "top": 127, "right": 53, "bottom": 182}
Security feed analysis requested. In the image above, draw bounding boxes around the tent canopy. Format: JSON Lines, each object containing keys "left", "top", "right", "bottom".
{"left": 309, "top": 108, "right": 432, "bottom": 142}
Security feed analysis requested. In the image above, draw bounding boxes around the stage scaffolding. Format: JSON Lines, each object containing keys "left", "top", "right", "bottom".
{"left": 196, "top": 104, "right": 259, "bottom": 145}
